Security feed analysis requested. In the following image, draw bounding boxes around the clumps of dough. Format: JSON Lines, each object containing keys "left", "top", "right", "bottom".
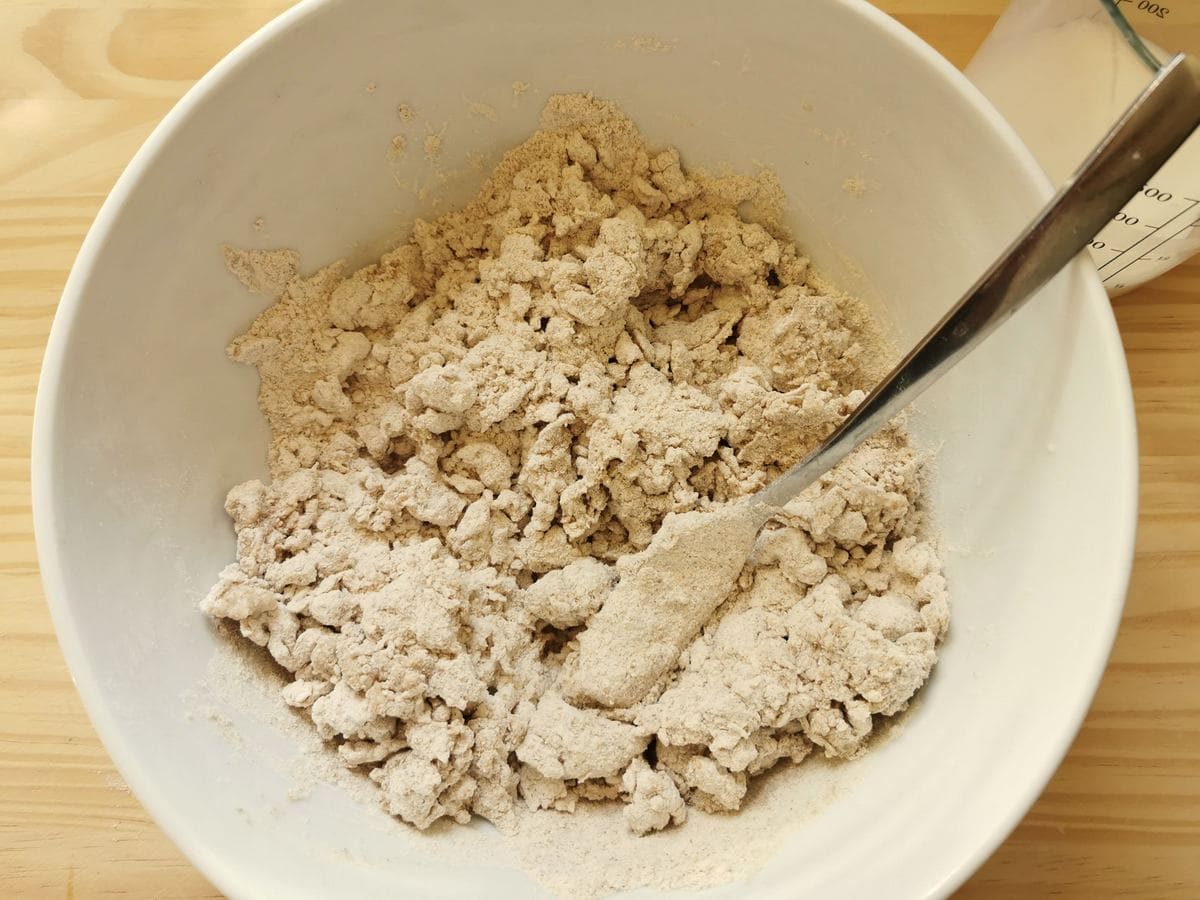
{"left": 521, "top": 558, "right": 613, "bottom": 628}
{"left": 203, "top": 94, "right": 949, "bottom": 836}
{"left": 516, "top": 693, "right": 650, "bottom": 782}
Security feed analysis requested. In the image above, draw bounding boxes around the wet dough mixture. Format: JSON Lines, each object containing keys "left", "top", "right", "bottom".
{"left": 203, "top": 94, "right": 949, "bottom": 836}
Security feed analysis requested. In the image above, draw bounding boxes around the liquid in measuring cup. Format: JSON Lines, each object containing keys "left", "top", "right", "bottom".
{"left": 967, "top": 0, "right": 1200, "bottom": 295}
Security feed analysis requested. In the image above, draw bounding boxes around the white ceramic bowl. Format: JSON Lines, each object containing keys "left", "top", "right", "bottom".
{"left": 33, "top": 1, "right": 1137, "bottom": 897}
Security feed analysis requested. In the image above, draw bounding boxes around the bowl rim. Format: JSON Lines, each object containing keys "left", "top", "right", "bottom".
{"left": 30, "top": 1, "right": 1138, "bottom": 897}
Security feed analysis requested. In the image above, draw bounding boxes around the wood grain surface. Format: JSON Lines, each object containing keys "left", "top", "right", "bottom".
{"left": 1, "top": 2, "right": 1197, "bottom": 897}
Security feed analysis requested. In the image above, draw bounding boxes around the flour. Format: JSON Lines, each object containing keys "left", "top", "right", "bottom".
{"left": 203, "top": 93, "right": 949, "bottom": 890}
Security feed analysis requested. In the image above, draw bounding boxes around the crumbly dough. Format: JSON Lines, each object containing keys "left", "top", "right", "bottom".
{"left": 202, "top": 94, "right": 949, "bottom": 837}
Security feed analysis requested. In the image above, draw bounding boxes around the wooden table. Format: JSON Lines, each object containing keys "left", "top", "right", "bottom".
{"left": 1, "top": 2, "right": 1197, "bottom": 896}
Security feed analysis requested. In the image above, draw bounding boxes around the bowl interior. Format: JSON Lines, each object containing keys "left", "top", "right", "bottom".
{"left": 34, "top": 0, "right": 1135, "bottom": 897}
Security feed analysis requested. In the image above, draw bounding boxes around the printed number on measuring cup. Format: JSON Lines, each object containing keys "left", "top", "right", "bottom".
{"left": 1114, "top": 212, "right": 1140, "bottom": 225}
{"left": 1143, "top": 186, "right": 1173, "bottom": 201}
{"left": 1124, "top": 0, "right": 1171, "bottom": 18}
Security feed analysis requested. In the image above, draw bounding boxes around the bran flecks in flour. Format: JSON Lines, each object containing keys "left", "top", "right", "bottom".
{"left": 203, "top": 93, "right": 949, "bottom": 861}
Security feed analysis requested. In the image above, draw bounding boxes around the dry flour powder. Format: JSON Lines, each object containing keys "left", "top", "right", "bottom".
{"left": 203, "top": 94, "right": 949, "bottom": 860}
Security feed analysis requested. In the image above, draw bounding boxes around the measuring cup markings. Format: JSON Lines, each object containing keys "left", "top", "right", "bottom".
{"left": 1097, "top": 193, "right": 1199, "bottom": 263}
{"left": 1095, "top": 188, "right": 1200, "bottom": 287}
{"left": 1112, "top": 0, "right": 1172, "bottom": 21}
{"left": 967, "top": 0, "right": 1200, "bottom": 293}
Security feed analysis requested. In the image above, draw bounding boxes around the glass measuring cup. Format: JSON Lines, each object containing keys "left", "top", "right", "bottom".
{"left": 967, "top": 0, "right": 1200, "bottom": 295}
